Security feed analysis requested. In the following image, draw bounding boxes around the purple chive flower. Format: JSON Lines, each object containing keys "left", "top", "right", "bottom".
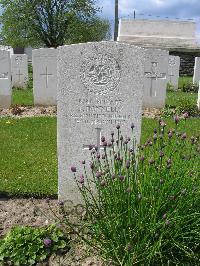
{"left": 167, "top": 159, "right": 172, "bottom": 165}
{"left": 43, "top": 238, "right": 52, "bottom": 247}
{"left": 112, "top": 174, "right": 116, "bottom": 180}
{"left": 168, "top": 132, "right": 173, "bottom": 138}
{"left": 159, "top": 151, "right": 164, "bottom": 158}
{"left": 160, "top": 120, "right": 166, "bottom": 127}
{"left": 116, "top": 124, "right": 120, "bottom": 129}
{"left": 174, "top": 115, "right": 180, "bottom": 124}
{"left": 126, "top": 160, "right": 130, "bottom": 169}
{"left": 58, "top": 200, "right": 64, "bottom": 206}
{"left": 183, "top": 112, "right": 189, "bottom": 119}
{"left": 79, "top": 174, "right": 84, "bottom": 184}
{"left": 162, "top": 213, "right": 167, "bottom": 220}
{"left": 119, "top": 175, "right": 125, "bottom": 182}
{"left": 88, "top": 144, "right": 93, "bottom": 151}
{"left": 181, "top": 133, "right": 187, "bottom": 140}
{"left": 94, "top": 145, "right": 98, "bottom": 151}
{"left": 101, "top": 180, "right": 106, "bottom": 186}
{"left": 165, "top": 220, "right": 170, "bottom": 226}
{"left": 101, "top": 136, "right": 105, "bottom": 142}
{"left": 131, "top": 123, "right": 135, "bottom": 129}
{"left": 120, "top": 135, "right": 123, "bottom": 141}
{"left": 96, "top": 172, "right": 102, "bottom": 178}
{"left": 149, "top": 159, "right": 155, "bottom": 165}
{"left": 90, "top": 162, "right": 94, "bottom": 170}
{"left": 71, "top": 166, "right": 76, "bottom": 172}
{"left": 140, "top": 155, "right": 145, "bottom": 162}
{"left": 96, "top": 153, "right": 100, "bottom": 159}
{"left": 111, "top": 131, "right": 114, "bottom": 136}
{"left": 81, "top": 160, "right": 85, "bottom": 165}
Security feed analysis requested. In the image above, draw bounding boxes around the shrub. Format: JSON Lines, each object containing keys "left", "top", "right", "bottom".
{"left": 68, "top": 120, "right": 200, "bottom": 265}
{"left": 181, "top": 82, "right": 199, "bottom": 93}
{"left": 0, "top": 224, "right": 70, "bottom": 266}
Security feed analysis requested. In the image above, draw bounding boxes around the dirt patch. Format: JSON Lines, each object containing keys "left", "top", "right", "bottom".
{"left": 0, "top": 198, "right": 107, "bottom": 266}
{"left": 0, "top": 105, "right": 161, "bottom": 119}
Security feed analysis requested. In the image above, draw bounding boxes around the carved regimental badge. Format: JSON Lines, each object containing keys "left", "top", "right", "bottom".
{"left": 80, "top": 53, "right": 121, "bottom": 95}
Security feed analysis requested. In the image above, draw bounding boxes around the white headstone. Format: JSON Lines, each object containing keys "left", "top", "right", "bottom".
{"left": 33, "top": 48, "right": 57, "bottom": 105}
{"left": 167, "top": 55, "right": 180, "bottom": 89}
{"left": 11, "top": 54, "right": 28, "bottom": 88}
{"left": 0, "top": 50, "right": 11, "bottom": 109}
{"left": 57, "top": 41, "right": 145, "bottom": 203}
{"left": 143, "top": 49, "right": 169, "bottom": 108}
{"left": 198, "top": 82, "right": 200, "bottom": 110}
{"left": 193, "top": 57, "right": 200, "bottom": 84}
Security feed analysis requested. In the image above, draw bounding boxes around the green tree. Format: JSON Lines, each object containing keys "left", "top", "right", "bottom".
{"left": 0, "top": 0, "right": 110, "bottom": 48}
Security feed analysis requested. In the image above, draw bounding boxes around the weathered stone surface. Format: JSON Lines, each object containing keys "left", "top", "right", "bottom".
{"left": 0, "top": 50, "right": 11, "bottom": 109}
{"left": 11, "top": 54, "right": 28, "bottom": 88}
{"left": 33, "top": 48, "right": 57, "bottom": 105}
{"left": 57, "top": 41, "right": 145, "bottom": 202}
{"left": 167, "top": 55, "right": 180, "bottom": 89}
{"left": 143, "top": 48, "right": 169, "bottom": 108}
{"left": 193, "top": 57, "right": 200, "bottom": 84}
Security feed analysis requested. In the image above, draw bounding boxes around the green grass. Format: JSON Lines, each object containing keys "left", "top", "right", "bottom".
{"left": 12, "top": 64, "right": 34, "bottom": 106}
{"left": 12, "top": 88, "right": 34, "bottom": 106}
{"left": 0, "top": 117, "right": 57, "bottom": 197}
{"left": 178, "top": 76, "right": 192, "bottom": 89}
{"left": 166, "top": 91, "right": 197, "bottom": 107}
{"left": 0, "top": 116, "right": 199, "bottom": 198}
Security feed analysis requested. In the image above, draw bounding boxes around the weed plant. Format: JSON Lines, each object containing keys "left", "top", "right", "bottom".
{"left": 69, "top": 118, "right": 200, "bottom": 265}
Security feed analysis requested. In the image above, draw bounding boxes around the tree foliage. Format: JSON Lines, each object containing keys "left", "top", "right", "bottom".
{"left": 0, "top": 0, "right": 110, "bottom": 48}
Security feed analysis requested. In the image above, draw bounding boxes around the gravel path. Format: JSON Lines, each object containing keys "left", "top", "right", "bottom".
{"left": 0, "top": 105, "right": 161, "bottom": 119}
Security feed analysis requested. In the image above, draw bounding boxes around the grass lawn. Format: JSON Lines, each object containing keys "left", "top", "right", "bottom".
{"left": 0, "top": 116, "right": 199, "bottom": 198}
{"left": 12, "top": 88, "right": 34, "bottom": 106}
{"left": 165, "top": 90, "right": 197, "bottom": 107}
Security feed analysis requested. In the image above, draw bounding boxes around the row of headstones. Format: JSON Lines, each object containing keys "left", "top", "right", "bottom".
{"left": 32, "top": 48, "right": 181, "bottom": 108}
{"left": 0, "top": 46, "right": 181, "bottom": 109}
{"left": 0, "top": 51, "right": 28, "bottom": 108}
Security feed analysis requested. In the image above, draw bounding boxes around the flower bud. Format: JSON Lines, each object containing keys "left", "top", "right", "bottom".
{"left": 71, "top": 166, "right": 76, "bottom": 172}
{"left": 43, "top": 238, "right": 52, "bottom": 247}
{"left": 116, "top": 124, "right": 120, "bottom": 129}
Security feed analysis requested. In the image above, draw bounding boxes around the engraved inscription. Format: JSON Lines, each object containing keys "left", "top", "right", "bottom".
{"left": 70, "top": 96, "right": 130, "bottom": 126}
{"left": 80, "top": 53, "right": 121, "bottom": 95}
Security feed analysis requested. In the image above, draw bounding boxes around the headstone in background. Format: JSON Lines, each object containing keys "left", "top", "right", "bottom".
{"left": 167, "top": 55, "right": 180, "bottom": 89}
{"left": 0, "top": 50, "right": 12, "bottom": 108}
{"left": 11, "top": 54, "right": 28, "bottom": 88}
{"left": 143, "top": 49, "right": 169, "bottom": 108}
{"left": 57, "top": 41, "right": 145, "bottom": 203}
{"left": 193, "top": 57, "right": 200, "bottom": 84}
{"left": 32, "top": 48, "right": 57, "bottom": 105}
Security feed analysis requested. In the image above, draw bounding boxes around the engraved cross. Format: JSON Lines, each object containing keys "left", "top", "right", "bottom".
{"left": 83, "top": 128, "right": 104, "bottom": 151}
{"left": 145, "top": 62, "right": 166, "bottom": 97}
{"left": 40, "top": 67, "right": 53, "bottom": 88}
